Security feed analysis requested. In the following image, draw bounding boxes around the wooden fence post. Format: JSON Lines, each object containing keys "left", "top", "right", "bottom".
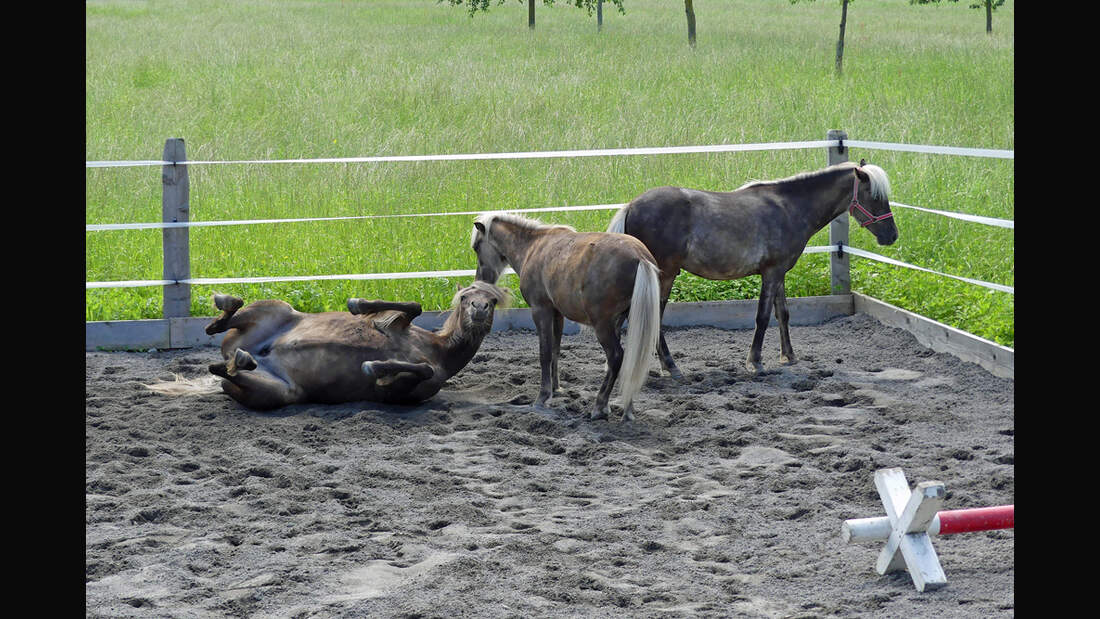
{"left": 826, "top": 129, "right": 850, "bottom": 295}
{"left": 162, "top": 138, "right": 190, "bottom": 319}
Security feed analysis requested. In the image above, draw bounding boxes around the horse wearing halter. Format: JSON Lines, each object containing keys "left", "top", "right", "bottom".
{"left": 848, "top": 165, "right": 894, "bottom": 227}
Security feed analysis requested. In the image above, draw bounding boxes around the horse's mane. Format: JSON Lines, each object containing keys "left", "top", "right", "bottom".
{"left": 438, "top": 280, "right": 512, "bottom": 344}
{"left": 471, "top": 211, "right": 576, "bottom": 248}
{"left": 737, "top": 161, "right": 891, "bottom": 201}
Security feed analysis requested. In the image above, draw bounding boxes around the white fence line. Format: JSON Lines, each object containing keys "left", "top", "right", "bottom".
{"left": 85, "top": 137, "right": 1014, "bottom": 300}
{"left": 85, "top": 200, "right": 1013, "bottom": 232}
{"left": 85, "top": 246, "right": 1013, "bottom": 295}
{"left": 85, "top": 138, "right": 1013, "bottom": 168}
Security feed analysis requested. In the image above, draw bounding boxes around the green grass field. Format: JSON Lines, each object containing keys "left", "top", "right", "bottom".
{"left": 86, "top": 0, "right": 1014, "bottom": 347}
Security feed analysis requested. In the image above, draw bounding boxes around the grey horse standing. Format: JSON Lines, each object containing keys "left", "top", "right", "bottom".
{"left": 607, "top": 160, "right": 899, "bottom": 377}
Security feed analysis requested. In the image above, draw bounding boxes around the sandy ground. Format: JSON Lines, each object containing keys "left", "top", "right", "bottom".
{"left": 86, "top": 314, "right": 1014, "bottom": 618}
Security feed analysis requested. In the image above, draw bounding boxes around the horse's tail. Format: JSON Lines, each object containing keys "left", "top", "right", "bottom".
{"left": 146, "top": 374, "right": 222, "bottom": 397}
{"left": 606, "top": 203, "right": 629, "bottom": 235}
{"left": 618, "top": 260, "right": 660, "bottom": 413}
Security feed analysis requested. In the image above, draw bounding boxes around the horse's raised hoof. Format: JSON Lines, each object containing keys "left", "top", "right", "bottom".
{"left": 209, "top": 362, "right": 230, "bottom": 379}
{"left": 226, "top": 348, "right": 257, "bottom": 375}
{"left": 361, "top": 361, "right": 378, "bottom": 384}
{"left": 213, "top": 294, "right": 243, "bottom": 313}
{"left": 348, "top": 298, "right": 366, "bottom": 315}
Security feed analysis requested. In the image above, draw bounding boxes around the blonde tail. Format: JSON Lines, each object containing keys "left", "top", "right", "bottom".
{"left": 146, "top": 374, "right": 222, "bottom": 397}
{"left": 617, "top": 261, "right": 660, "bottom": 413}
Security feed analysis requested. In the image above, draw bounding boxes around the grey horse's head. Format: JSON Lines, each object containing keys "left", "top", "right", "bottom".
{"left": 853, "top": 161, "right": 899, "bottom": 246}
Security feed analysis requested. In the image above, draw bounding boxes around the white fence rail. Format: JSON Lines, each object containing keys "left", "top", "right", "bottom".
{"left": 86, "top": 134, "right": 1014, "bottom": 317}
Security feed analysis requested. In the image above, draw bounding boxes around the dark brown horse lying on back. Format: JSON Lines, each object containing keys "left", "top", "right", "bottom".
{"left": 148, "top": 281, "right": 509, "bottom": 410}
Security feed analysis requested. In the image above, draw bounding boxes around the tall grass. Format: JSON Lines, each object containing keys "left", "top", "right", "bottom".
{"left": 86, "top": 0, "right": 1013, "bottom": 347}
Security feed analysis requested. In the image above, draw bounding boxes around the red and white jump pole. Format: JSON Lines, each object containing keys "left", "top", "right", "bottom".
{"left": 843, "top": 468, "right": 1014, "bottom": 592}
{"left": 843, "top": 504, "right": 1014, "bottom": 543}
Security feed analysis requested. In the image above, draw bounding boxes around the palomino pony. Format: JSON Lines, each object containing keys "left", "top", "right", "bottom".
{"left": 148, "top": 281, "right": 510, "bottom": 410}
{"left": 471, "top": 212, "right": 661, "bottom": 422}
{"left": 607, "top": 160, "right": 899, "bottom": 377}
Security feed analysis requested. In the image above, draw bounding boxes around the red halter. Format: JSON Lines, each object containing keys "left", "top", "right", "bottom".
{"left": 848, "top": 172, "right": 893, "bottom": 227}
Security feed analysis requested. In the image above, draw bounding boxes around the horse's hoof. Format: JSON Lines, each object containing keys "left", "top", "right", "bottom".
{"left": 744, "top": 360, "right": 763, "bottom": 375}
{"left": 362, "top": 361, "right": 377, "bottom": 381}
{"left": 667, "top": 367, "right": 687, "bottom": 382}
{"left": 620, "top": 408, "right": 636, "bottom": 423}
{"left": 348, "top": 298, "right": 365, "bottom": 315}
{"left": 213, "top": 294, "right": 243, "bottom": 313}
{"left": 209, "top": 362, "right": 230, "bottom": 379}
{"left": 229, "top": 348, "right": 257, "bottom": 374}
{"left": 780, "top": 355, "right": 798, "bottom": 366}
{"left": 590, "top": 408, "right": 609, "bottom": 421}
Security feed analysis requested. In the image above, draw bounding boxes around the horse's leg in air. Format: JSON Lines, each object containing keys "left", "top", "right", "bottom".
{"left": 209, "top": 357, "right": 302, "bottom": 410}
{"left": 361, "top": 360, "right": 434, "bottom": 383}
{"left": 772, "top": 277, "right": 796, "bottom": 365}
{"left": 746, "top": 275, "right": 780, "bottom": 374}
{"left": 656, "top": 269, "right": 685, "bottom": 381}
{"left": 348, "top": 298, "right": 423, "bottom": 320}
{"left": 531, "top": 306, "right": 560, "bottom": 413}
{"left": 205, "top": 294, "right": 244, "bottom": 335}
{"left": 591, "top": 318, "right": 626, "bottom": 421}
{"left": 219, "top": 348, "right": 258, "bottom": 376}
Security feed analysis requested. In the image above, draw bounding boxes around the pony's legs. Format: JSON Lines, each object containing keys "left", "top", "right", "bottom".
{"left": 551, "top": 312, "right": 564, "bottom": 393}
{"left": 531, "top": 306, "right": 560, "bottom": 412}
{"left": 205, "top": 294, "right": 244, "bottom": 335}
{"left": 348, "top": 298, "right": 423, "bottom": 319}
{"left": 656, "top": 270, "right": 685, "bottom": 381}
{"left": 362, "top": 360, "right": 435, "bottom": 395}
{"left": 772, "top": 278, "right": 796, "bottom": 365}
{"left": 209, "top": 359, "right": 302, "bottom": 410}
{"left": 746, "top": 275, "right": 781, "bottom": 374}
{"left": 362, "top": 360, "right": 434, "bottom": 383}
{"left": 592, "top": 319, "right": 626, "bottom": 421}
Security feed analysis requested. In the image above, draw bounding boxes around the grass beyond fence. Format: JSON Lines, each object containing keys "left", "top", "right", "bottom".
{"left": 86, "top": 0, "right": 1014, "bottom": 348}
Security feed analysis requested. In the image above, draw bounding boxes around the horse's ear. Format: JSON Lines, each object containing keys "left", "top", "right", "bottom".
{"left": 854, "top": 166, "right": 869, "bottom": 182}
{"left": 474, "top": 221, "right": 486, "bottom": 234}
{"left": 859, "top": 158, "right": 867, "bottom": 167}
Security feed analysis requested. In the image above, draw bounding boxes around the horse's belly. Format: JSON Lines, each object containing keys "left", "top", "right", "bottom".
{"left": 681, "top": 250, "right": 764, "bottom": 280}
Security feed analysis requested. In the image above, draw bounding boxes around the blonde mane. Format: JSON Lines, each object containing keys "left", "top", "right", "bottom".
{"left": 471, "top": 211, "right": 576, "bottom": 248}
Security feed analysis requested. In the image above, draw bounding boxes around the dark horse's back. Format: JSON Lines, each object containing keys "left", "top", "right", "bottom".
{"left": 612, "top": 185, "right": 796, "bottom": 281}
{"left": 612, "top": 186, "right": 695, "bottom": 267}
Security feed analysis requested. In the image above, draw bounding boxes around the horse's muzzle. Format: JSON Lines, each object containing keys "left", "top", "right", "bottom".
{"left": 876, "top": 228, "right": 899, "bottom": 246}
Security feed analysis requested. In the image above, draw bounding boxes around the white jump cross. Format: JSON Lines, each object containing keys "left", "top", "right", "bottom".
{"left": 869, "top": 467, "right": 948, "bottom": 592}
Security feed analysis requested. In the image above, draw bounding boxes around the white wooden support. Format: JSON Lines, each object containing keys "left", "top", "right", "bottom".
{"left": 870, "top": 468, "right": 948, "bottom": 592}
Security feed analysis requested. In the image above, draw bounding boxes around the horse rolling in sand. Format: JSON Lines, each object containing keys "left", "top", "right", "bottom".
{"left": 471, "top": 212, "right": 661, "bottom": 422}
{"left": 607, "top": 160, "right": 899, "bottom": 377}
{"left": 149, "top": 281, "right": 510, "bottom": 410}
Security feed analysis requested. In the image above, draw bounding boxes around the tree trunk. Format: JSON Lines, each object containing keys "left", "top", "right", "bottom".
{"left": 985, "top": 0, "right": 992, "bottom": 34}
{"left": 529, "top": 0, "right": 535, "bottom": 30}
{"left": 684, "top": 0, "right": 696, "bottom": 48}
{"left": 835, "top": 0, "right": 848, "bottom": 76}
{"left": 597, "top": 0, "right": 603, "bottom": 32}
